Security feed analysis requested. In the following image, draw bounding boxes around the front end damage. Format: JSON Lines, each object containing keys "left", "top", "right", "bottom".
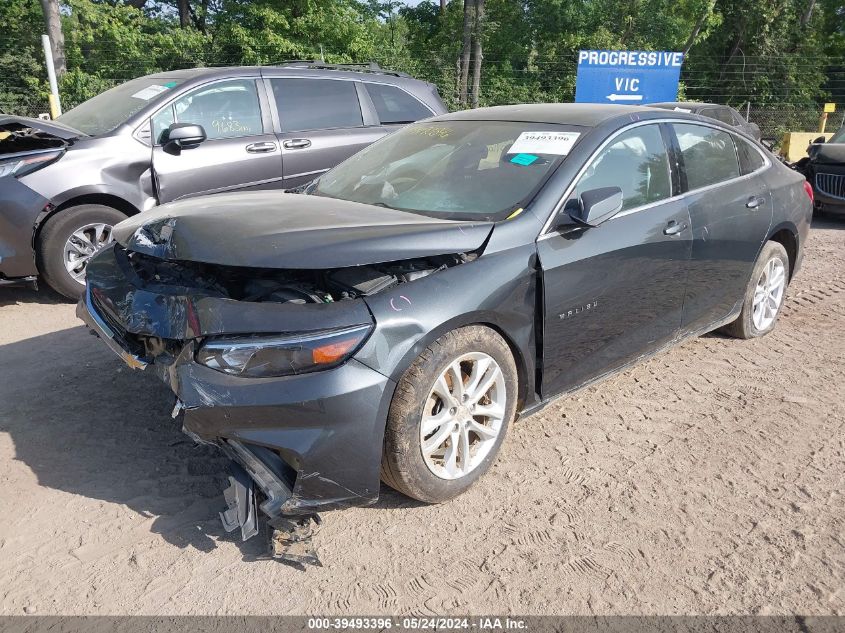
{"left": 77, "top": 240, "right": 476, "bottom": 565}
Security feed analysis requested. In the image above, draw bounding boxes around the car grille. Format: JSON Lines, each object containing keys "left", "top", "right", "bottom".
{"left": 815, "top": 172, "right": 845, "bottom": 200}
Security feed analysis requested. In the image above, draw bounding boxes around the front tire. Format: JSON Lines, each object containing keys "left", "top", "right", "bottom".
{"left": 381, "top": 325, "right": 518, "bottom": 503}
{"left": 723, "top": 241, "right": 789, "bottom": 339}
{"left": 37, "top": 204, "right": 126, "bottom": 299}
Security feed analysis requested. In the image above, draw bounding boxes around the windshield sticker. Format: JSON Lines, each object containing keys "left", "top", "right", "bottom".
{"left": 673, "top": 107, "right": 692, "bottom": 113}
{"left": 163, "top": 81, "right": 178, "bottom": 88}
{"left": 510, "top": 153, "right": 538, "bottom": 166}
{"left": 408, "top": 126, "right": 452, "bottom": 139}
{"left": 508, "top": 131, "right": 581, "bottom": 156}
{"left": 131, "top": 84, "right": 170, "bottom": 101}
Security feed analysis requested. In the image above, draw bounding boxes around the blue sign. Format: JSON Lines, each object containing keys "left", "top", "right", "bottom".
{"left": 575, "top": 50, "right": 684, "bottom": 105}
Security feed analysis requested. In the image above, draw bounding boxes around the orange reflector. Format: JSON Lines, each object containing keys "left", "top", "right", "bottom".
{"left": 312, "top": 337, "right": 360, "bottom": 364}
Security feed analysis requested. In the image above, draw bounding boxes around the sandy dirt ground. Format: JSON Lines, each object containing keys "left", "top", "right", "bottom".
{"left": 0, "top": 218, "right": 843, "bottom": 616}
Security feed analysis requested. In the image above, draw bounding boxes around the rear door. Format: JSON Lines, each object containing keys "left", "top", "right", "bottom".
{"left": 537, "top": 123, "right": 692, "bottom": 397}
{"left": 267, "top": 77, "right": 385, "bottom": 189}
{"left": 670, "top": 122, "right": 773, "bottom": 335}
{"left": 151, "top": 78, "right": 283, "bottom": 203}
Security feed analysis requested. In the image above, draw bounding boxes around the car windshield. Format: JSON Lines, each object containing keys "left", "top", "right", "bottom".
{"left": 57, "top": 76, "right": 184, "bottom": 136}
{"left": 311, "top": 120, "right": 582, "bottom": 221}
{"left": 829, "top": 127, "right": 845, "bottom": 144}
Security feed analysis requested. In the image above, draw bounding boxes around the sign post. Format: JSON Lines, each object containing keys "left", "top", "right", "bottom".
{"left": 575, "top": 50, "right": 684, "bottom": 105}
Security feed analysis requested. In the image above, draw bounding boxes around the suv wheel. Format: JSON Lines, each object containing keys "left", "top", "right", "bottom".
{"left": 37, "top": 204, "right": 126, "bottom": 299}
{"left": 381, "top": 325, "right": 518, "bottom": 503}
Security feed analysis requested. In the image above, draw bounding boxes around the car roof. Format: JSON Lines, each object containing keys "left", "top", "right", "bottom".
{"left": 649, "top": 101, "right": 728, "bottom": 110}
{"left": 141, "top": 63, "right": 424, "bottom": 87}
{"left": 430, "top": 103, "right": 674, "bottom": 127}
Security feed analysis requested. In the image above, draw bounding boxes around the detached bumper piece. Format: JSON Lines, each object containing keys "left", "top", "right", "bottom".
{"left": 218, "top": 439, "right": 323, "bottom": 568}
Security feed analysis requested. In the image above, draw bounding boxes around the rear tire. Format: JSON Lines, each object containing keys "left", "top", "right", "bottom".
{"left": 381, "top": 325, "right": 518, "bottom": 503}
{"left": 37, "top": 204, "right": 126, "bottom": 299}
{"left": 722, "top": 241, "right": 789, "bottom": 339}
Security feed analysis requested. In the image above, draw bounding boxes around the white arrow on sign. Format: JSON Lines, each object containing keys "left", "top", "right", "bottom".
{"left": 606, "top": 93, "right": 643, "bottom": 102}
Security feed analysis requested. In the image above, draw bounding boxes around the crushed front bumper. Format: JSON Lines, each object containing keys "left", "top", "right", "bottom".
{"left": 77, "top": 244, "right": 396, "bottom": 529}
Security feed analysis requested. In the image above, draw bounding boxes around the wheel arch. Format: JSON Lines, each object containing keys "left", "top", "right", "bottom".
{"left": 382, "top": 311, "right": 533, "bottom": 414}
{"left": 33, "top": 189, "right": 140, "bottom": 248}
{"left": 766, "top": 222, "right": 799, "bottom": 281}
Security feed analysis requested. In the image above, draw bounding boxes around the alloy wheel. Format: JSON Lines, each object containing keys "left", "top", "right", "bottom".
{"left": 64, "top": 223, "right": 115, "bottom": 283}
{"left": 752, "top": 257, "right": 786, "bottom": 331}
{"left": 420, "top": 352, "right": 506, "bottom": 480}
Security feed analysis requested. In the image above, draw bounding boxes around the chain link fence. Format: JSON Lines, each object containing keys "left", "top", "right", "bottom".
{"left": 2, "top": 55, "right": 841, "bottom": 144}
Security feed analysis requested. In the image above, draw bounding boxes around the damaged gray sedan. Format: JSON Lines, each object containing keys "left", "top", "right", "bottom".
{"left": 78, "top": 104, "right": 811, "bottom": 562}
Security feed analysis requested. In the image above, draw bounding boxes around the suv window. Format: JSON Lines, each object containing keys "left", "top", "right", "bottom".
{"left": 574, "top": 124, "right": 671, "bottom": 212}
{"left": 271, "top": 78, "right": 363, "bottom": 132}
{"left": 672, "top": 123, "right": 741, "bottom": 190}
{"left": 735, "top": 136, "right": 766, "bottom": 174}
{"left": 365, "top": 83, "right": 431, "bottom": 124}
{"left": 152, "top": 79, "right": 263, "bottom": 142}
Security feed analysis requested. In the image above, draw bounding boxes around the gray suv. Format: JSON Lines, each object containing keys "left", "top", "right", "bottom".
{"left": 0, "top": 62, "right": 446, "bottom": 297}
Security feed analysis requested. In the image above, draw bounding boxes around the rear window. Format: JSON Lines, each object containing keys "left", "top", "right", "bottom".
{"left": 365, "top": 83, "right": 431, "bottom": 124}
{"left": 672, "top": 123, "right": 741, "bottom": 190}
{"left": 735, "top": 136, "right": 766, "bottom": 175}
{"left": 271, "top": 78, "right": 363, "bottom": 132}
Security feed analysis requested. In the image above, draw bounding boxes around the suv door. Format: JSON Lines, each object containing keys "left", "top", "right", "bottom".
{"left": 268, "top": 77, "right": 385, "bottom": 189}
{"left": 670, "top": 123, "right": 773, "bottom": 335}
{"left": 537, "top": 123, "right": 692, "bottom": 397}
{"left": 150, "top": 78, "right": 283, "bottom": 203}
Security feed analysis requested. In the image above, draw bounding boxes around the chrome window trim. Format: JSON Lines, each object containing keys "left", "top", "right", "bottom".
{"left": 539, "top": 117, "right": 772, "bottom": 238}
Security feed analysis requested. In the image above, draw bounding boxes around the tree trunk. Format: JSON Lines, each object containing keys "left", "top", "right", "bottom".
{"left": 41, "top": 0, "right": 67, "bottom": 77}
{"left": 39, "top": 0, "right": 66, "bottom": 76}
{"left": 799, "top": 0, "right": 816, "bottom": 28}
{"left": 177, "top": 0, "right": 191, "bottom": 28}
{"left": 471, "top": 0, "right": 485, "bottom": 108}
{"left": 459, "top": 0, "right": 474, "bottom": 107}
{"left": 682, "top": 0, "right": 715, "bottom": 55}
{"left": 440, "top": 0, "right": 446, "bottom": 13}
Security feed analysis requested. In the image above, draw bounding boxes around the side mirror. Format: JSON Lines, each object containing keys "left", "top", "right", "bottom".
{"left": 568, "top": 187, "right": 624, "bottom": 227}
{"left": 812, "top": 135, "right": 826, "bottom": 145}
{"left": 163, "top": 123, "right": 206, "bottom": 154}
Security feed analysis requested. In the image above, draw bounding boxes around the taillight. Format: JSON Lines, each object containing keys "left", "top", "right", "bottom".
{"left": 803, "top": 180, "right": 814, "bottom": 203}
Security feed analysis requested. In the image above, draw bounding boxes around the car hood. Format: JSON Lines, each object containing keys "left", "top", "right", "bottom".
{"left": 0, "top": 115, "right": 84, "bottom": 141}
{"left": 113, "top": 191, "right": 495, "bottom": 269}
{"left": 810, "top": 143, "right": 845, "bottom": 165}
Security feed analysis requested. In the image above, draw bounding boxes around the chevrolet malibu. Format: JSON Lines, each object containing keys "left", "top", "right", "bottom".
{"left": 79, "top": 104, "right": 812, "bottom": 557}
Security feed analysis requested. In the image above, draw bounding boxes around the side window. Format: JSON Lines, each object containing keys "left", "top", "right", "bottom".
{"left": 165, "top": 79, "right": 263, "bottom": 141}
{"left": 712, "top": 108, "right": 736, "bottom": 125}
{"left": 672, "top": 123, "right": 741, "bottom": 190}
{"left": 735, "top": 136, "right": 766, "bottom": 175}
{"left": 271, "top": 78, "right": 363, "bottom": 132}
{"left": 365, "top": 83, "right": 431, "bottom": 124}
{"left": 574, "top": 124, "right": 671, "bottom": 212}
{"left": 151, "top": 105, "right": 175, "bottom": 144}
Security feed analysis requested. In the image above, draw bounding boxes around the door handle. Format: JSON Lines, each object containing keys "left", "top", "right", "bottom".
{"left": 245, "top": 142, "right": 277, "bottom": 154}
{"left": 283, "top": 138, "right": 312, "bottom": 149}
{"left": 663, "top": 220, "right": 687, "bottom": 236}
{"left": 746, "top": 195, "right": 765, "bottom": 209}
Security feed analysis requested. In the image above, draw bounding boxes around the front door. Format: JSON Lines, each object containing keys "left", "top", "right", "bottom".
{"left": 669, "top": 123, "right": 774, "bottom": 334}
{"left": 151, "top": 78, "right": 283, "bottom": 203}
{"left": 268, "top": 77, "right": 386, "bottom": 188}
{"left": 538, "top": 123, "right": 692, "bottom": 397}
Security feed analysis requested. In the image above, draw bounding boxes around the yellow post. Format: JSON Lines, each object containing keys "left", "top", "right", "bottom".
{"left": 821, "top": 103, "right": 837, "bottom": 134}
{"left": 48, "top": 94, "right": 60, "bottom": 120}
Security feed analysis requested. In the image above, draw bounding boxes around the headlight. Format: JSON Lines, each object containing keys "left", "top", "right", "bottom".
{"left": 0, "top": 150, "right": 63, "bottom": 179}
{"left": 196, "top": 324, "right": 372, "bottom": 378}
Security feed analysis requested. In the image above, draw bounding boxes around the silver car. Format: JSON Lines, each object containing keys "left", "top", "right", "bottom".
{"left": 0, "top": 62, "right": 446, "bottom": 297}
